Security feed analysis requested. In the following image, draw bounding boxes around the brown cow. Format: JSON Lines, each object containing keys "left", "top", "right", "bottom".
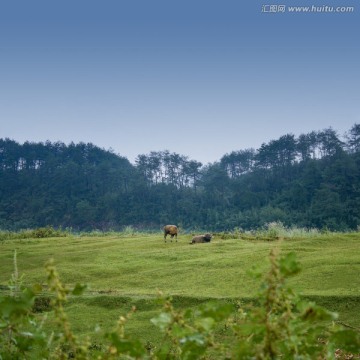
{"left": 190, "top": 233, "right": 212, "bottom": 244}
{"left": 163, "top": 225, "right": 178, "bottom": 242}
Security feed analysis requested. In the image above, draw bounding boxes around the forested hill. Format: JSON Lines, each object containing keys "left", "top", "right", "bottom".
{"left": 1, "top": 124, "right": 360, "bottom": 231}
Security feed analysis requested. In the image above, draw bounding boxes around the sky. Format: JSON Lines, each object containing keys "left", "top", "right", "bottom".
{"left": 0, "top": 0, "right": 359, "bottom": 164}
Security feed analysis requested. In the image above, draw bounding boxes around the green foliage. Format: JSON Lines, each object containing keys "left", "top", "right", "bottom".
{"left": 1, "top": 250, "right": 359, "bottom": 359}
{"left": 0, "top": 251, "right": 46, "bottom": 359}
{"left": 1, "top": 127, "right": 360, "bottom": 232}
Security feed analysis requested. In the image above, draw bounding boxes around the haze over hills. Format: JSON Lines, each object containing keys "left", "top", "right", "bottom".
{"left": 1, "top": 124, "right": 359, "bottom": 231}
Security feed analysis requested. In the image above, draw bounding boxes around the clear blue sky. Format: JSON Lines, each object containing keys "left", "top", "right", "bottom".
{"left": 0, "top": 0, "right": 359, "bottom": 164}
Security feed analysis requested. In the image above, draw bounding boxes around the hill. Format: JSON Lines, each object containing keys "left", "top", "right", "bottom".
{"left": 1, "top": 124, "right": 360, "bottom": 230}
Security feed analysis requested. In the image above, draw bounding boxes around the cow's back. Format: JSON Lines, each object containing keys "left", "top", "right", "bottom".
{"left": 164, "top": 225, "right": 177, "bottom": 234}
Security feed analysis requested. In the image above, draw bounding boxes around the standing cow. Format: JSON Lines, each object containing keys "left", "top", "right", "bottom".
{"left": 163, "top": 225, "right": 178, "bottom": 242}
{"left": 190, "top": 233, "right": 212, "bottom": 244}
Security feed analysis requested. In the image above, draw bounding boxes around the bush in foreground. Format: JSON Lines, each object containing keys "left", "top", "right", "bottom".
{"left": 0, "top": 250, "right": 359, "bottom": 359}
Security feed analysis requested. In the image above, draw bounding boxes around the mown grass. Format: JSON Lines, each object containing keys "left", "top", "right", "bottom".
{"left": 0, "top": 232, "right": 359, "bottom": 346}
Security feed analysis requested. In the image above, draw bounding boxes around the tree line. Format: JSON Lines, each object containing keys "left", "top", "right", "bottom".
{"left": 1, "top": 124, "right": 359, "bottom": 231}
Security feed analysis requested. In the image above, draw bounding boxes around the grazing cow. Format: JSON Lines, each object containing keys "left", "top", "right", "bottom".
{"left": 190, "top": 233, "right": 212, "bottom": 244}
{"left": 163, "top": 225, "right": 178, "bottom": 242}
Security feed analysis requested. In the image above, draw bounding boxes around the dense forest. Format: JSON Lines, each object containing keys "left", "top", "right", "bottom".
{"left": 1, "top": 124, "right": 360, "bottom": 231}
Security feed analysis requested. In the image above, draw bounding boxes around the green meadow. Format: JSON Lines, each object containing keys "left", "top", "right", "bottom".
{"left": 0, "top": 232, "right": 359, "bottom": 347}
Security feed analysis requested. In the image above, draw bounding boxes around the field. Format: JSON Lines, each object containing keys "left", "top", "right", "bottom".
{"left": 0, "top": 232, "right": 359, "bottom": 351}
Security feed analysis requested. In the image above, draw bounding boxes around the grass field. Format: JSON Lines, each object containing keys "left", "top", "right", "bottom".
{"left": 0, "top": 232, "right": 359, "bottom": 348}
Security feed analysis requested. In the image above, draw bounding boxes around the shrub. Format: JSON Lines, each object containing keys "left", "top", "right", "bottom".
{"left": 0, "top": 226, "right": 69, "bottom": 241}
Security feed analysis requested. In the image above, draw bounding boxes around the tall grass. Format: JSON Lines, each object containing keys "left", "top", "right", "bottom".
{"left": 2, "top": 223, "right": 356, "bottom": 242}
{"left": 216, "top": 222, "right": 338, "bottom": 240}
{"left": 257, "top": 221, "right": 323, "bottom": 239}
{"left": 0, "top": 226, "right": 159, "bottom": 241}
{"left": 0, "top": 226, "right": 69, "bottom": 241}
{"left": 77, "top": 226, "right": 156, "bottom": 238}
